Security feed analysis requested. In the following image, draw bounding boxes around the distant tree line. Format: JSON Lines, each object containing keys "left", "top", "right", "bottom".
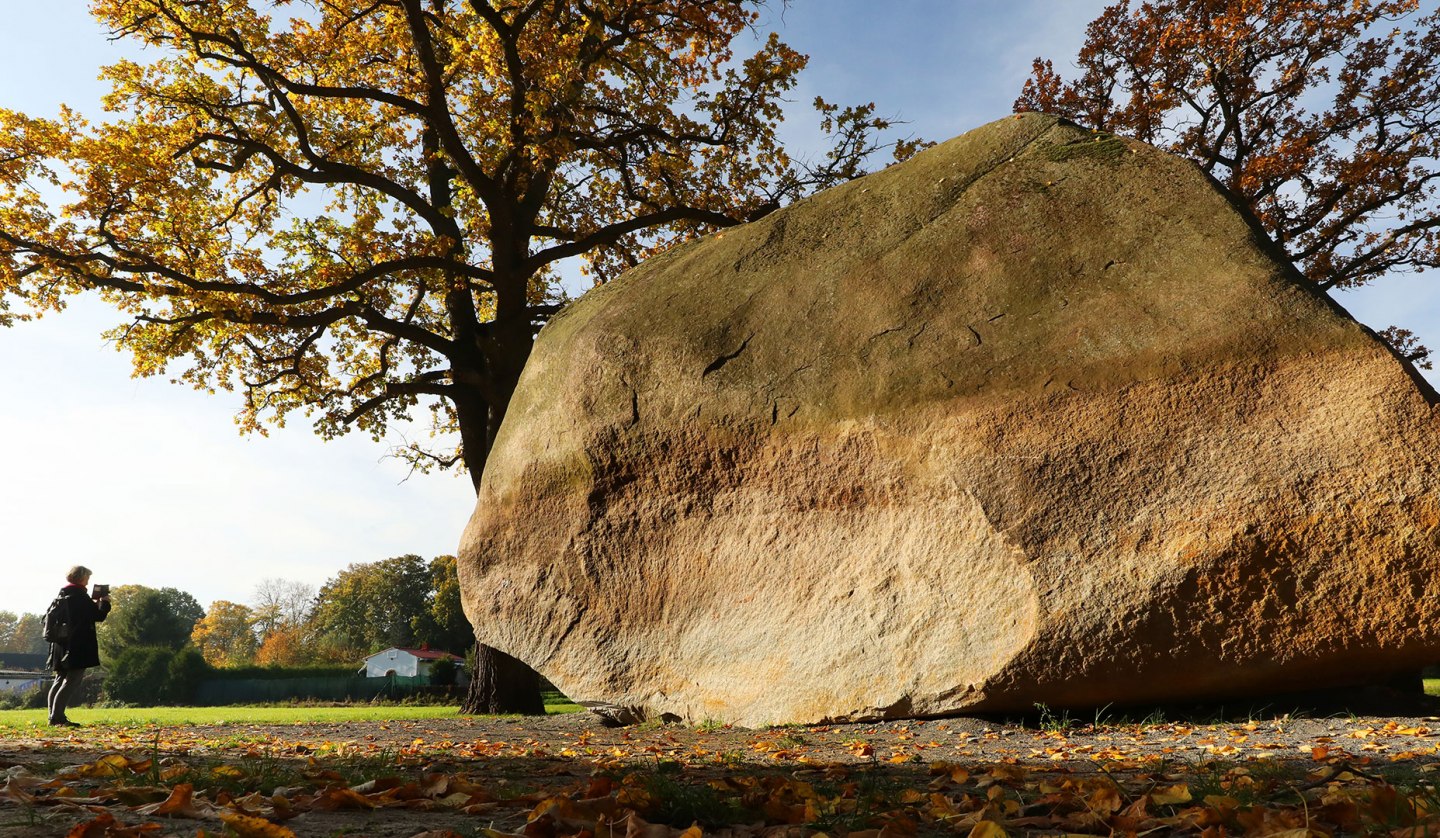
{"left": 0, "top": 611, "right": 47, "bottom": 656}
{"left": 188, "top": 554, "right": 470, "bottom": 669}
{"left": 2, "top": 554, "right": 468, "bottom": 706}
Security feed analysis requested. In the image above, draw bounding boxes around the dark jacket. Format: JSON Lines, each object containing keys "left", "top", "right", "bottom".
{"left": 46, "top": 584, "right": 110, "bottom": 671}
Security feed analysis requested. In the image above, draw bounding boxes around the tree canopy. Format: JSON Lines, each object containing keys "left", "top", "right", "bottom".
{"left": 0, "top": 0, "right": 918, "bottom": 713}
{"left": 254, "top": 624, "right": 309, "bottom": 667}
{"left": 0, "top": 0, "right": 915, "bottom": 478}
{"left": 308, "top": 554, "right": 456, "bottom": 657}
{"left": 190, "top": 599, "right": 260, "bottom": 667}
{"left": 426, "top": 554, "right": 472, "bottom": 655}
{"left": 98, "top": 585, "right": 204, "bottom": 661}
{"left": 1016, "top": 0, "right": 1440, "bottom": 366}
{"left": 0, "top": 611, "right": 46, "bottom": 655}
{"left": 250, "top": 577, "right": 314, "bottom": 642}
{"left": 0, "top": 612, "right": 18, "bottom": 653}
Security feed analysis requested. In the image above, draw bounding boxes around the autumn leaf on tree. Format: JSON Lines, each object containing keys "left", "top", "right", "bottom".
{"left": 190, "top": 600, "right": 260, "bottom": 667}
{"left": 1016, "top": 0, "right": 1440, "bottom": 367}
{"left": 0, "top": 0, "right": 922, "bottom": 714}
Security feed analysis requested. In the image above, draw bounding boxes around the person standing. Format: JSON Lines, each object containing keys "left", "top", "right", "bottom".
{"left": 46, "top": 566, "right": 111, "bottom": 727}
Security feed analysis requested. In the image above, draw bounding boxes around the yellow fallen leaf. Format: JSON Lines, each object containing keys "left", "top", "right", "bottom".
{"left": 434, "top": 791, "right": 472, "bottom": 808}
{"left": 619, "top": 812, "right": 674, "bottom": 838}
{"left": 136, "top": 782, "right": 217, "bottom": 819}
{"left": 967, "top": 821, "right": 1008, "bottom": 838}
{"left": 529, "top": 794, "right": 620, "bottom": 827}
{"left": 160, "top": 765, "right": 190, "bottom": 782}
{"left": 69, "top": 754, "right": 134, "bottom": 778}
{"left": 218, "top": 811, "right": 296, "bottom": 838}
{"left": 310, "top": 786, "right": 377, "bottom": 810}
{"left": 1149, "top": 783, "right": 1193, "bottom": 805}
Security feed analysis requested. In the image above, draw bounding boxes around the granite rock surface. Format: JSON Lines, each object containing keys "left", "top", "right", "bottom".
{"left": 459, "top": 113, "right": 1440, "bottom": 726}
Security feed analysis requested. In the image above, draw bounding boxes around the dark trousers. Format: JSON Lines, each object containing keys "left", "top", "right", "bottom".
{"left": 47, "top": 668, "right": 85, "bottom": 723}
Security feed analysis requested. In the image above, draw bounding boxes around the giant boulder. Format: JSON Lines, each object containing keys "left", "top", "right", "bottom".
{"left": 459, "top": 114, "right": 1440, "bottom": 726}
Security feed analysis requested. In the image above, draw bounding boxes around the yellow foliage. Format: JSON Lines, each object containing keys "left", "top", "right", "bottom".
{"left": 0, "top": 0, "right": 917, "bottom": 476}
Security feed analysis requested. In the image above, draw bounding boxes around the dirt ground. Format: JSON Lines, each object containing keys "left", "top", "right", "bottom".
{"left": 5, "top": 707, "right": 1440, "bottom": 836}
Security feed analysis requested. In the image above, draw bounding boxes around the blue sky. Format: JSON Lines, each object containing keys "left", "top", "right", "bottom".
{"left": 1, "top": 1, "right": 1435, "bottom": 617}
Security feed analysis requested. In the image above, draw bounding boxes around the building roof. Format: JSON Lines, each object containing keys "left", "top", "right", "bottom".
{"left": 364, "top": 646, "right": 463, "bottom": 662}
{"left": 0, "top": 652, "right": 48, "bottom": 672}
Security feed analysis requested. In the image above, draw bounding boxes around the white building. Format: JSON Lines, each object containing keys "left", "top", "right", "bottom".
{"left": 0, "top": 670, "right": 46, "bottom": 693}
{"left": 362, "top": 646, "right": 464, "bottom": 680}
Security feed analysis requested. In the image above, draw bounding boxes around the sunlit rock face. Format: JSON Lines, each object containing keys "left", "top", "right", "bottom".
{"left": 459, "top": 113, "right": 1440, "bottom": 726}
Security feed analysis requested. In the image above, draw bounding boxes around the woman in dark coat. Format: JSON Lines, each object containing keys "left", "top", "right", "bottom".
{"left": 46, "top": 565, "right": 111, "bottom": 726}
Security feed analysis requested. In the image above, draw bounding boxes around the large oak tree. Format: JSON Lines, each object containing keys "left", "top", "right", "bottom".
{"left": 0, "top": 0, "right": 917, "bottom": 712}
{"left": 1017, "top": 0, "right": 1440, "bottom": 366}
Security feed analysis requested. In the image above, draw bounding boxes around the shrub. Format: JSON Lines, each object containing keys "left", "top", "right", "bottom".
{"left": 205, "top": 664, "right": 359, "bottom": 681}
{"left": 0, "top": 683, "right": 46, "bottom": 710}
{"left": 21, "top": 683, "right": 46, "bottom": 709}
{"left": 104, "top": 645, "right": 214, "bottom": 706}
{"left": 104, "top": 647, "right": 174, "bottom": 705}
{"left": 77, "top": 670, "right": 106, "bottom": 707}
{"left": 428, "top": 657, "right": 458, "bottom": 686}
{"left": 166, "top": 647, "right": 211, "bottom": 704}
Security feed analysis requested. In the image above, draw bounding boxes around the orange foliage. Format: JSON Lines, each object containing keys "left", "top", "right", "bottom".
{"left": 191, "top": 600, "right": 259, "bottom": 667}
{"left": 0, "top": 1, "right": 919, "bottom": 482}
{"left": 253, "top": 626, "right": 307, "bottom": 668}
{"left": 1018, "top": 0, "right": 1440, "bottom": 365}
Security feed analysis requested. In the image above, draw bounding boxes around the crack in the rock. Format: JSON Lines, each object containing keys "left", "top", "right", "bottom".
{"left": 865, "top": 324, "right": 908, "bottom": 345}
{"left": 701, "top": 333, "right": 755, "bottom": 377}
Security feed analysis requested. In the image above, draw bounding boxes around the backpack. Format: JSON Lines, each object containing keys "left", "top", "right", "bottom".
{"left": 42, "top": 594, "right": 71, "bottom": 643}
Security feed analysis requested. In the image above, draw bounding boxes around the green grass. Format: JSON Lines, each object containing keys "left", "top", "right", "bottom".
{"left": 0, "top": 698, "right": 581, "bottom": 730}
{"left": 1424, "top": 679, "right": 1440, "bottom": 696}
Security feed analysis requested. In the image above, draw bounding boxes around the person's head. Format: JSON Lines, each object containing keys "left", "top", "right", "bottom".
{"left": 65, "top": 566, "right": 92, "bottom": 586}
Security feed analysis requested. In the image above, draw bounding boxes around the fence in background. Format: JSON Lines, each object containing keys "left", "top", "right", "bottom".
{"left": 193, "top": 674, "right": 443, "bottom": 705}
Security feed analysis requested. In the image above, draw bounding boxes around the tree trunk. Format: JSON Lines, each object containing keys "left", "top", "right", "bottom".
{"left": 461, "top": 641, "right": 546, "bottom": 715}
{"left": 456, "top": 303, "right": 549, "bottom": 716}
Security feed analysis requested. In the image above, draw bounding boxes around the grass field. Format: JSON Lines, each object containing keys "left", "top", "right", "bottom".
{"left": 0, "top": 696, "right": 581, "bottom": 729}
{"left": 1, "top": 686, "right": 1432, "bottom": 731}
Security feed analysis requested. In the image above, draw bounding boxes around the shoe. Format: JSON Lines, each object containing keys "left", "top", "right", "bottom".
{"left": 49, "top": 719, "right": 81, "bottom": 727}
